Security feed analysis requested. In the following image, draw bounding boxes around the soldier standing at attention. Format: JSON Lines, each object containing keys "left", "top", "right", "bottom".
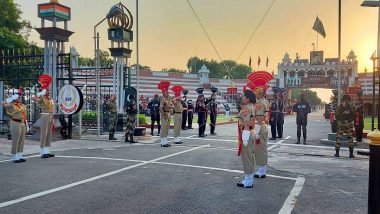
{"left": 335, "top": 94, "right": 355, "bottom": 158}
{"left": 148, "top": 94, "right": 160, "bottom": 136}
{"left": 269, "top": 87, "right": 279, "bottom": 140}
{"left": 1, "top": 89, "right": 28, "bottom": 163}
{"left": 172, "top": 85, "right": 184, "bottom": 144}
{"left": 125, "top": 90, "right": 138, "bottom": 144}
{"left": 292, "top": 93, "right": 311, "bottom": 144}
{"left": 181, "top": 90, "right": 189, "bottom": 130}
{"left": 208, "top": 87, "right": 218, "bottom": 135}
{"left": 158, "top": 81, "right": 172, "bottom": 147}
{"left": 195, "top": 88, "right": 207, "bottom": 137}
{"left": 106, "top": 95, "right": 118, "bottom": 140}
{"left": 187, "top": 100, "right": 194, "bottom": 129}
{"left": 353, "top": 89, "right": 364, "bottom": 142}
{"left": 276, "top": 88, "right": 285, "bottom": 138}
{"left": 33, "top": 74, "right": 55, "bottom": 158}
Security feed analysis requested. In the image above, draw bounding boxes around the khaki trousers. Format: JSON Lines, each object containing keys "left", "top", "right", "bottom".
{"left": 173, "top": 113, "right": 182, "bottom": 138}
{"left": 40, "top": 114, "right": 53, "bottom": 148}
{"left": 160, "top": 115, "right": 171, "bottom": 138}
{"left": 10, "top": 121, "right": 26, "bottom": 155}
{"left": 254, "top": 124, "right": 268, "bottom": 166}
{"left": 241, "top": 131, "right": 255, "bottom": 174}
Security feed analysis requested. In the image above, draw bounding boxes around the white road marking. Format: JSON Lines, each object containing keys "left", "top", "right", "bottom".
{"left": 268, "top": 140, "right": 285, "bottom": 151}
{"left": 285, "top": 136, "right": 291, "bottom": 140}
{"left": 0, "top": 155, "right": 40, "bottom": 163}
{"left": 54, "top": 155, "right": 298, "bottom": 181}
{"left": 278, "top": 176, "right": 306, "bottom": 214}
{"left": 0, "top": 144, "right": 209, "bottom": 208}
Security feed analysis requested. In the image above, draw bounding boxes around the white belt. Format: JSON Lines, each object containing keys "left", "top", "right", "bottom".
{"left": 41, "top": 113, "right": 53, "bottom": 115}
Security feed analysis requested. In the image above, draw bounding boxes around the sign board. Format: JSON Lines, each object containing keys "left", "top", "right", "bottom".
{"left": 58, "top": 85, "right": 83, "bottom": 115}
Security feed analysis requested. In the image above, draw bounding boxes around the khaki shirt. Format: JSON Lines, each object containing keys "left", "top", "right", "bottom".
{"left": 256, "top": 98, "right": 267, "bottom": 117}
{"left": 160, "top": 97, "right": 173, "bottom": 117}
{"left": 239, "top": 103, "right": 255, "bottom": 129}
{"left": 6, "top": 103, "right": 27, "bottom": 121}
{"left": 39, "top": 97, "right": 54, "bottom": 113}
{"left": 172, "top": 99, "right": 183, "bottom": 114}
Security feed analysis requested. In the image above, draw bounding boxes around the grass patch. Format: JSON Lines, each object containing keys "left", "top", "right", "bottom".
{"left": 364, "top": 117, "right": 378, "bottom": 130}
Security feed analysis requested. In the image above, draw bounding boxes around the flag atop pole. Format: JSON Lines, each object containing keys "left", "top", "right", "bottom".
{"left": 266, "top": 57, "right": 269, "bottom": 67}
{"left": 249, "top": 56, "right": 252, "bottom": 68}
{"left": 312, "top": 16, "right": 326, "bottom": 38}
{"left": 258, "top": 56, "right": 261, "bottom": 67}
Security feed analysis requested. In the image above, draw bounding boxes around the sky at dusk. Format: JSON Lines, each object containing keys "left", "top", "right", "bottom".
{"left": 14, "top": 0, "right": 380, "bottom": 101}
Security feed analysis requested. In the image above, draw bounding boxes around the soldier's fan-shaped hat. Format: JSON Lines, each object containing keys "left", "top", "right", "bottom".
{"left": 158, "top": 81, "right": 170, "bottom": 93}
{"left": 341, "top": 94, "right": 350, "bottom": 101}
{"left": 172, "top": 85, "right": 184, "bottom": 97}
{"left": 246, "top": 70, "right": 273, "bottom": 96}
{"left": 272, "top": 86, "right": 280, "bottom": 94}
{"left": 210, "top": 86, "right": 218, "bottom": 94}
{"left": 183, "top": 89, "right": 189, "bottom": 96}
{"left": 332, "top": 89, "right": 339, "bottom": 97}
{"left": 355, "top": 89, "right": 363, "bottom": 96}
{"left": 196, "top": 88, "right": 204, "bottom": 95}
{"left": 38, "top": 74, "right": 53, "bottom": 90}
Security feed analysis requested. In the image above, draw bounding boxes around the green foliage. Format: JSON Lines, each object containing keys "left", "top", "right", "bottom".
{"left": 291, "top": 89, "right": 322, "bottom": 106}
{"left": 186, "top": 56, "right": 251, "bottom": 79}
{"left": 78, "top": 50, "right": 113, "bottom": 67}
{"left": 0, "top": 27, "right": 27, "bottom": 49}
{"left": 161, "top": 68, "right": 187, "bottom": 73}
{"left": 0, "top": 0, "right": 31, "bottom": 34}
{"left": 82, "top": 111, "right": 97, "bottom": 120}
{"left": 138, "top": 114, "right": 147, "bottom": 124}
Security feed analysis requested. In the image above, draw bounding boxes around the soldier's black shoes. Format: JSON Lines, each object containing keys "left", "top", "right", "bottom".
{"left": 174, "top": 141, "right": 183, "bottom": 144}
{"left": 130, "top": 140, "right": 138, "bottom": 144}
{"left": 334, "top": 149, "right": 340, "bottom": 157}
{"left": 41, "top": 154, "right": 50, "bottom": 158}
{"left": 277, "top": 136, "right": 282, "bottom": 139}
{"left": 210, "top": 133, "right": 216, "bottom": 135}
{"left": 13, "top": 160, "right": 21, "bottom": 163}
{"left": 161, "top": 144, "right": 171, "bottom": 147}
{"left": 269, "top": 137, "right": 276, "bottom": 140}
{"left": 296, "top": 140, "right": 300, "bottom": 144}
{"left": 188, "top": 127, "right": 193, "bottom": 129}
{"left": 48, "top": 153, "right": 55, "bottom": 157}
{"left": 236, "top": 181, "right": 252, "bottom": 188}
{"left": 182, "top": 128, "right": 188, "bottom": 130}
{"left": 157, "top": 133, "right": 160, "bottom": 136}
{"left": 199, "top": 134, "right": 206, "bottom": 137}
{"left": 254, "top": 174, "right": 266, "bottom": 178}
{"left": 20, "top": 158, "right": 26, "bottom": 162}
{"left": 349, "top": 148, "right": 355, "bottom": 158}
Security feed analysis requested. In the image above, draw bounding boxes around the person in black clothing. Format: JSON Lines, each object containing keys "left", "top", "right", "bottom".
{"left": 147, "top": 94, "right": 160, "bottom": 136}
{"left": 269, "top": 87, "right": 279, "bottom": 140}
{"left": 208, "top": 87, "right": 218, "bottom": 135}
{"left": 187, "top": 100, "right": 194, "bottom": 129}
{"left": 292, "top": 93, "right": 311, "bottom": 144}
{"left": 181, "top": 92, "right": 188, "bottom": 130}
{"left": 277, "top": 88, "right": 285, "bottom": 138}
{"left": 196, "top": 88, "right": 208, "bottom": 137}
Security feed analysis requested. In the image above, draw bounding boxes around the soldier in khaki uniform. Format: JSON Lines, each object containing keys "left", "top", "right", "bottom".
{"left": 237, "top": 90, "right": 256, "bottom": 188}
{"left": 253, "top": 86, "right": 269, "bottom": 178}
{"left": 172, "top": 85, "right": 184, "bottom": 144}
{"left": 1, "top": 89, "right": 28, "bottom": 163}
{"left": 158, "top": 81, "right": 172, "bottom": 147}
{"left": 32, "top": 87, "right": 55, "bottom": 158}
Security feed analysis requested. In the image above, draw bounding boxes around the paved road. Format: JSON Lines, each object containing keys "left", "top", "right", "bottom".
{"left": 0, "top": 110, "right": 369, "bottom": 214}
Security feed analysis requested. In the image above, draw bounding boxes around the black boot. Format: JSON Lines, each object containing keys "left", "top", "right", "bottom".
{"left": 349, "top": 148, "right": 355, "bottom": 158}
{"left": 130, "top": 134, "right": 137, "bottom": 144}
{"left": 303, "top": 139, "right": 307, "bottom": 145}
{"left": 109, "top": 133, "right": 117, "bottom": 140}
{"left": 124, "top": 134, "right": 130, "bottom": 143}
{"left": 334, "top": 149, "right": 340, "bottom": 157}
{"left": 296, "top": 139, "right": 300, "bottom": 144}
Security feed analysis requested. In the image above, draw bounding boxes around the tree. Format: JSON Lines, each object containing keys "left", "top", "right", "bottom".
{"left": 291, "top": 89, "right": 322, "bottom": 106}
{"left": 78, "top": 50, "right": 113, "bottom": 67}
{"left": 161, "top": 68, "right": 187, "bottom": 73}
{"left": 186, "top": 56, "right": 252, "bottom": 79}
{"left": 131, "top": 64, "right": 152, "bottom": 72}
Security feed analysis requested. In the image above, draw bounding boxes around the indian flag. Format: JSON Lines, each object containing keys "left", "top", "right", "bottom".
{"left": 39, "top": 4, "right": 70, "bottom": 20}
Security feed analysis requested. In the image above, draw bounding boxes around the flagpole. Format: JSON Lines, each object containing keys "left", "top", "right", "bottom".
{"left": 317, "top": 32, "right": 319, "bottom": 50}
{"left": 338, "top": 0, "right": 341, "bottom": 105}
